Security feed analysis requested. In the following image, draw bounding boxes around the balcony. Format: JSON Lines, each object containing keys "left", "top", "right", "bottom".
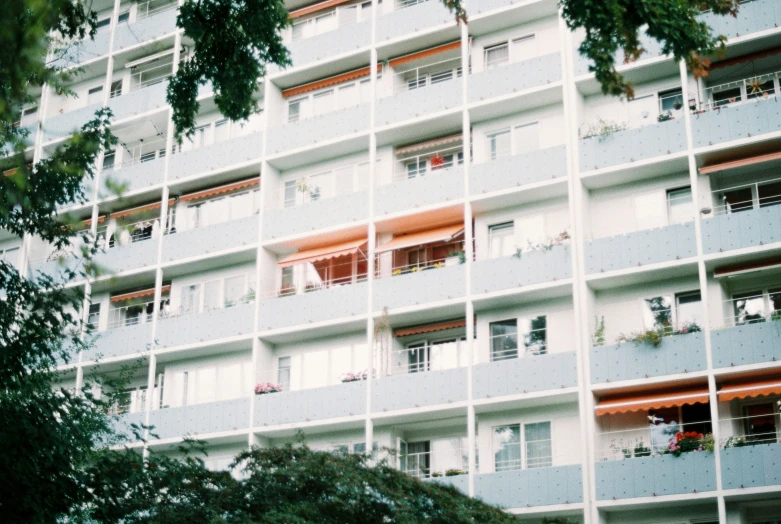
{"left": 692, "top": 98, "right": 781, "bottom": 149}
{"left": 375, "top": 264, "right": 466, "bottom": 309}
{"left": 472, "top": 245, "right": 571, "bottom": 296}
{"left": 701, "top": 206, "right": 781, "bottom": 254}
{"left": 711, "top": 320, "right": 781, "bottom": 368}
{"left": 42, "top": 102, "right": 103, "bottom": 142}
{"left": 591, "top": 332, "right": 706, "bottom": 383}
{"left": 472, "top": 351, "right": 578, "bottom": 399}
{"left": 699, "top": 0, "right": 781, "bottom": 41}
{"left": 287, "top": 19, "right": 371, "bottom": 68}
{"left": 168, "top": 131, "right": 265, "bottom": 181}
{"left": 113, "top": 411, "right": 146, "bottom": 442}
{"left": 113, "top": 5, "right": 178, "bottom": 51}
{"left": 473, "top": 465, "right": 583, "bottom": 509}
{"left": 719, "top": 409, "right": 781, "bottom": 490}
{"left": 469, "top": 53, "right": 562, "bottom": 103}
{"left": 574, "top": 32, "right": 666, "bottom": 77}
{"left": 258, "top": 281, "right": 368, "bottom": 330}
{"left": 50, "top": 30, "right": 111, "bottom": 69}
{"left": 108, "top": 80, "right": 169, "bottom": 121}
{"left": 148, "top": 397, "right": 251, "bottom": 440}
{"left": 266, "top": 104, "right": 371, "bottom": 155}
{"left": 94, "top": 236, "right": 158, "bottom": 273}
{"left": 253, "top": 381, "right": 366, "bottom": 426}
{"left": 722, "top": 442, "right": 781, "bottom": 489}
{"left": 371, "top": 367, "right": 468, "bottom": 412}
{"left": 470, "top": 145, "right": 568, "bottom": 196}
{"left": 595, "top": 452, "right": 717, "bottom": 500}
{"left": 584, "top": 222, "right": 696, "bottom": 274}
{"left": 163, "top": 215, "right": 258, "bottom": 261}
{"left": 156, "top": 301, "right": 256, "bottom": 348}
{"left": 82, "top": 322, "right": 151, "bottom": 362}
{"left": 263, "top": 191, "right": 368, "bottom": 239}
{"left": 579, "top": 118, "right": 686, "bottom": 171}
{"left": 376, "top": 0, "right": 455, "bottom": 42}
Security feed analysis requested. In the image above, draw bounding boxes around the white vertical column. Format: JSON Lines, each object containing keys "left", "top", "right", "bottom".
{"left": 560, "top": 12, "right": 596, "bottom": 523}
{"left": 678, "top": 60, "right": 726, "bottom": 524}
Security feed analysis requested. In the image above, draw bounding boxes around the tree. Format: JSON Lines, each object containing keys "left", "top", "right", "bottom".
{"left": 75, "top": 442, "right": 518, "bottom": 523}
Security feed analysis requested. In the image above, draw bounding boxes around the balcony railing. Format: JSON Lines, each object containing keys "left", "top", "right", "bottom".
{"left": 107, "top": 298, "right": 165, "bottom": 330}
{"left": 595, "top": 420, "right": 713, "bottom": 462}
{"left": 135, "top": 0, "right": 178, "bottom": 21}
{"left": 400, "top": 447, "right": 469, "bottom": 479}
{"left": 718, "top": 293, "right": 781, "bottom": 328}
{"left": 708, "top": 176, "right": 781, "bottom": 216}
{"left": 697, "top": 70, "right": 780, "bottom": 112}
{"left": 393, "top": 144, "right": 464, "bottom": 183}
{"left": 486, "top": 331, "right": 546, "bottom": 362}
{"left": 388, "top": 339, "right": 469, "bottom": 376}
{"left": 391, "top": 56, "right": 463, "bottom": 96}
{"left": 129, "top": 60, "right": 174, "bottom": 93}
{"left": 718, "top": 413, "right": 781, "bottom": 449}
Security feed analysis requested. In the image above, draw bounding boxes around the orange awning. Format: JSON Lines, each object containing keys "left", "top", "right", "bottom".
{"left": 395, "top": 134, "right": 462, "bottom": 156}
{"left": 110, "top": 199, "right": 174, "bottom": 220}
{"left": 595, "top": 387, "right": 710, "bottom": 416}
{"left": 376, "top": 223, "right": 464, "bottom": 254}
{"left": 394, "top": 318, "right": 466, "bottom": 337}
{"left": 715, "top": 257, "right": 781, "bottom": 278}
{"left": 709, "top": 46, "right": 781, "bottom": 71}
{"left": 719, "top": 379, "right": 781, "bottom": 402}
{"left": 278, "top": 238, "right": 367, "bottom": 268}
{"left": 700, "top": 151, "right": 781, "bottom": 175}
{"left": 289, "top": 0, "right": 352, "bottom": 19}
{"left": 110, "top": 285, "right": 170, "bottom": 303}
{"left": 282, "top": 64, "right": 382, "bottom": 99}
{"left": 388, "top": 41, "right": 461, "bottom": 68}
{"left": 179, "top": 178, "right": 259, "bottom": 203}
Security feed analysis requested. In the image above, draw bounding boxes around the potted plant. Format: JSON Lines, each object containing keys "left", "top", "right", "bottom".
{"left": 634, "top": 441, "right": 651, "bottom": 457}
{"left": 657, "top": 111, "right": 674, "bottom": 122}
{"left": 446, "top": 249, "right": 466, "bottom": 265}
{"left": 672, "top": 97, "right": 683, "bottom": 110}
{"left": 430, "top": 155, "right": 446, "bottom": 170}
{"left": 340, "top": 371, "right": 368, "bottom": 383}
{"left": 444, "top": 468, "right": 466, "bottom": 476}
{"left": 255, "top": 382, "right": 283, "bottom": 395}
{"left": 667, "top": 431, "right": 704, "bottom": 457}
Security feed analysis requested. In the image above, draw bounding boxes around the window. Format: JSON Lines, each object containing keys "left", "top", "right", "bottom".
{"left": 520, "top": 315, "right": 546, "bottom": 355}
{"left": 102, "top": 151, "right": 116, "bottom": 170}
{"left": 87, "top": 303, "right": 101, "bottom": 329}
{"left": 110, "top": 80, "right": 123, "bottom": 98}
{"left": 513, "top": 122, "right": 539, "bottom": 155}
{"left": 488, "top": 222, "right": 515, "bottom": 259}
{"left": 510, "top": 34, "right": 536, "bottom": 62}
{"left": 284, "top": 180, "right": 298, "bottom": 208}
{"left": 312, "top": 90, "right": 334, "bottom": 116}
{"left": 712, "top": 86, "right": 742, "bottom": 108}
{"left": 744, "top": 403, "right": 777, "bottom": 444}
{"left": 203, "top": 280, "right": 221, "bottom": 311}
{"left": 484, "top": 43, "right": 509, "bottom": 69}
{"left": 224, "top": 275, "right": 246, "bottom": 307}
{"left": 759, "top": 181, "right": 781, "bottom": 208}
{"left": 117, "top": 11, "right": 130, "bottom": 23}
{"left": 277, "top": 356, "right": 292, "bottom": 390}
{"left": 733, "top": 290, "right": 768, "bottom": 325}
{"left": 659, "top": 87, "right": 683, "bottom": 113}
{"left": 405, "top": 342, "right": 429, "bottom": 373}
{"left": 676, "top": 291, "right": 702, "bottom": 326}
{"left": 288, "top": 99, "right": 303, "bottom": 123}
{"left": 487, "top": 130, "right": 510, "bottom": 160}
{"left": 721, "top": 186, "right": 753, "bottom": 213}
{"left": 213, "top": 119, "right": 230, "bottom": 143}
{"left": 667, "top": 187, "right": 694, "bottom": 224}
{"left": 493, "top": 424, "right": 521, "bottom": 471}
{"left": 524, "top": 422, "right": 552, "bottom": 469}
{"left": 406, "top": 159, "right": 427, "bottom": 179}
{"left": 96, "top": 17, "right": 111, "bottom": 30}
{"left": 87, "top": 85, "right": 103, "bottom": 105}
{"left": 490, "top": 319, "right": 517, "bottom": 361}
{"left": 180, "top": 284, "right": 201, "bottom": 314}
{"left": 641, "top": 295, "right": 673, "bottom": 331}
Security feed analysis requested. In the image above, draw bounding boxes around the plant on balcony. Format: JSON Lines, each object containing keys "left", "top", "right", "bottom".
{"left": 581, "top": 117, "right": 627, "bottom": 142}
{"left": 513, "top": 230, "right": 571, "bottom": 259}
{"left": 676, "top": 320, "right": 701, "bottom": 334}
{"left": 616, "top": 326, "right": 666, "bottom": 347}
{"left": 447, "top": 249, "right": 467, "bottom": 264}
{"left": 304, "top": 282, "right": 320, "bottom": 292}
{"left": 723, "top": 435, "right": 760, "bottom": 448}
{"left": 340, "top": 371, "right": 368, "bottom": 383}
{"left": 254, "top": 382, "right": 283, "bottom": 395}
{"left": 444, "top": 468, "right": 466, "bottom": 476}
{"left": 748, "top": 78, "right": 765, "bottom": 95}
{"left": 666, "top": 431, "right": 713, "bottom": 457}
{"left": 634, "top": 441, "right": 651, "bottom": 457}
{"left": 430, "top": 155, "right": 446, "bottom": 169}
{"left": 592, "top": 316, "right": 606, "bottom": 347}
{"left": 657, "top": 111, "right": 674, "bottom": 122}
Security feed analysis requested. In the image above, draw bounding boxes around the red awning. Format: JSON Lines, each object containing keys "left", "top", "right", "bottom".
{"left": 282, "top": 64, "right": 382, "bottom": 99}
{"left": 715, "top": 257, "right": 781, "bottom": 278}
{"left": 708, "top": 46, "right": 781, "bottom": 71}
{"left": 278, "top": 238, "right": 367, "bottom": 268}
{"left": 289, "top": 0, "right": 352, "bottom": 19}
{"left": 110, "top": 199, "right": 174, "bottom": 220}
{"left": 376, "top": 223, "right": 464, "bottom": 253}
{"left": 179, "top": 178, "right": 259, "bottom": 203}
{"left": 719, "top": 379, "right": 781, "bottom": 402}
{"left": 111, "top": 285, "right": 170, "bottom": 303}
{"left": 595, "top": 387, "right": 710, "bottom": 416}
{"left": 700, "top": 151, "right": 781, "bottom": 176}
{"left": 394, "top": 318, "right": 467, "bottom": 337}
{"left": 388, "top": 41, "right": 461, "bottom": 68}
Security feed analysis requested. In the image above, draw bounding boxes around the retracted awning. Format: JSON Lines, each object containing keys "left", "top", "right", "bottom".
{"left": 110, "top": 199, "right": 174, "bottom": 220}
{"left": 179, "top": 178, "right": 259, "bottom": 203}
{"left": 376, "top": 223, "right": 464, "bottom": 254}
{"left": 110, "top": 285, "right": 170, "bottom": 303}
{"left": 714, "top": 257, "right": 781, "bottom": 278}
{"left": 289, "top": 0, "right": 352, "bottom": 19}
{"left": 719, "top": 379, "right": 781, "bottom": 402}
{"left": 388, "top": 41, "right": 461, "bottom": 68}
{"left": 395, "top": 134, "right": 462, "bottom": 156}
{"left": 282, "top": 64, "right": 382, "bottom": 99}
{"left": 277, "top": 238, "right": 367, "bottom": 268}
{"left": 700, "top": 151, "right": 781, "bottom": 176}
{"left": 394, "top": 318, "right": 467, "bottom": 338}
{"left": 595, "top": 387, "right": 710, "bottom": 416}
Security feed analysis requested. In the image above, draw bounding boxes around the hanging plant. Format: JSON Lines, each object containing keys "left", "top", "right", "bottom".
{"left": 430, "top": 155, "right": 446, "bottom": 169}
{"left": 672, "top": 98, "right": 683, "bottom": 110}
{"left": 748, "top": 77, "right": 764, "bottom": 95}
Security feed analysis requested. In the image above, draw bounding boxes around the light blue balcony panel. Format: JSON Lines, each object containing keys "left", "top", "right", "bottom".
{"left": 266, "top": 105, "right": 370, "bottom": 155}
{"left": 595, "top": 453, "right": 716, "bottom": 500}
{"left": 257, "top": 282, "right": 368, "bottom": 330}
{"left": 263, "top": 191, "right": 368, "bottom": 240}
{"left": 43, "top": 103, "right": 103, "bottom": 142}
{"left": 692, "top": 99, "right": 781, "bottom": 148}
{"left": 469, "top": 53, "right": 561, "bottom": 103}
{"left": 424, "top": 474, "right": 468, "bottom": 493}
{"left": 710, "top": 321, "right": 781, "bottom": 368}
{"left": 472, "top": 352, "right": 578, "bottom": 399}
{"left": 288, "top": 22, "right": 371, "bottom": 67}
{"left": 699, "top": 0, "right": 781, "bottom": 40}
{"left": 163, "top": 216, "right": 258, "bottom": 261}
{"left": 700, "top": 206, "right": 781, "bottom": 254}
{"left": 371, "top": 367, "right": 467, "bottom": 412}
{"left": 108, "top": 82, "right": 168, "bottom": 121}
{"left": 254, "top": 381, "right": 366, "bottom": 426}
{"left": 584, "top": 222, "right": 696, "bottom": 274}
{"left": 156, "top": 302, "right": 255, "bottom": 348}
{"left": 101, "top": 159, "right": 164, "bottom": 195}
{"left": 113, "top": 412, "right": 146, "bottom": 442}
{"left": 376, "top": 81, "right": 462, "bottom": 126}
{"left": 373, "top": 265, "right": 465, "bottom": 310}
{"left": 114, "top": 9, "right": 178, "bottom": 50}
{"left": 721, "top": 442, "right": 781, "bottom": 490}
{"left": 590, "top": 332, "right": 706, "bottom": 384}
{"left": 579, "top": 118, "right": 686, "bottom": 171}
{"left": 82, "top": 322, "right": 151, "bottom": 362}
{"left": 470, "top": 146, "right": 567, "bottom": 195}
{"left": 374, "top": 167, "right": 463, "bottom": 216}
{"left": 93, "top": 239, "right": 157, "bottom": 273}
{"left": 148, "top": 397, "right": 251, "bottom": 440}
{"left": 31, "top": 256, "right": 83, "bottom": 285}
{"left": 471, "top": 246, "right": 571, "bottom": 295}
{"left": 474, "top": 465, "right": 583, "bottom": 509}
{"left": 377, "top": 1, "right": 455, "bottom": 42}
{"left": 51, "top": 31, "right": 111, "bottom": 69}
{"left": 168, "top": 132, "right": 264, "bottom": 181}
{"left": 574, "top": 31, "right": 666, "bottom": 77}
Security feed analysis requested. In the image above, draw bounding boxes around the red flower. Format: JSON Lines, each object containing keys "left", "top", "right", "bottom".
{"left": 430, "top": 155, "right": 446, "bottom": 168}
{"left": 676, "top": 432, "right": 684, "bottom": 442}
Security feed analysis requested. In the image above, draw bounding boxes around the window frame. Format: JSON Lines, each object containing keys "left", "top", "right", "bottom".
{"left": 492, "top": 420, "right": 552, "bottom": 472}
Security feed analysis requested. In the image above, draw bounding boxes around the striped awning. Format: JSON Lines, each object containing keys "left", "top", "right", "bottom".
{"left": 393, "top": 318, "right": 466, "bottom": 337}
{"left": 179, "top": 178, "right": 259, "bottom": 203}
{"left": 719, "top": 379, "right": 781, "bottom": 402}
{"left": 278, "top": 238, "right": 367, "bottom": 268}
{"left": 595, "top": 387, "right": 710, "bottom": 416}
{"left": 110, "top": 199, "right": 174, "bottom": 220}
{"left": 282, "top": 64, "right": 382, "bottom": 99}
{"left": 388, "top": 41, "right": 461, "bottom": 68}
{"left": 376, "top": 223, "right": 464, "bottom": 253}
{"left": 111, "top": 285, "right": 170, "bottom": 303}
{"left": 289, "top": 0, "right": 352, "bottom": 19}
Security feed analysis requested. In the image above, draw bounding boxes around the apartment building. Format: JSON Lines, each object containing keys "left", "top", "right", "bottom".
{"left": 7, "top": 0, "right": 781, "bottom": 522}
